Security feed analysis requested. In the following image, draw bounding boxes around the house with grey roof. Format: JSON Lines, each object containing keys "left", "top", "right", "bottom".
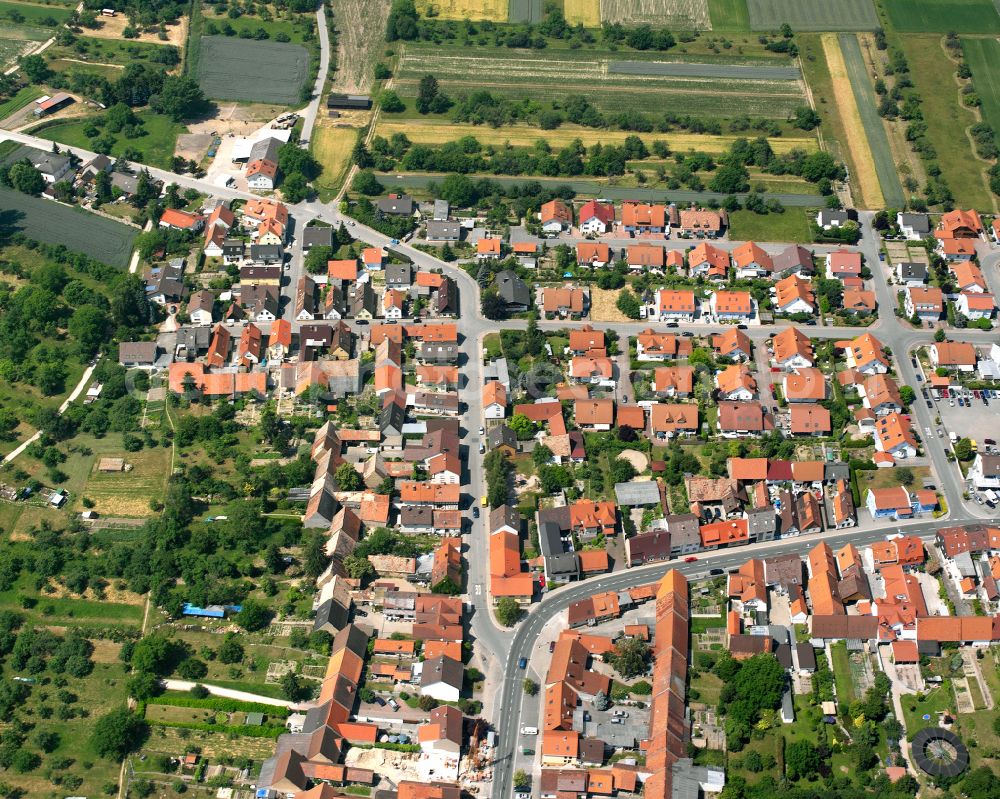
{"left": 119, "top": 341, "right": 160, "bottom": 368}
{"left": 897, "top": 211, "right": 930, "bottom": 240}
{"left": 386, "top": 262, "right": 413, "bottom": 289}
{"left": 495, "top": 270, "right": 530, "bottom": 312}
{"left": 666, "top": 513, "right": 701, "bottom": 556}
{"left": 302, "top": 225, "right": 333, "bottom": 251}
{"left": 249, "top": 244, "right": 283, "bottom": 264}
{"left": 426, "top": 221, "right": 462, "bottom": 242}
{"left": 419, "top": 655, "right": 464, "bottom": 702}
{"left": 377, "top": 194, "right": 415, "bottom": 216}
{"left": 614, "top": 481, "right": 661, "bottom": 507}
{"left": 537, "top": 506, "right": 579, "bottom": 583}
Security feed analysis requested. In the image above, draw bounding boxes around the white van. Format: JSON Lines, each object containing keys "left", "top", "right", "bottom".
{"left": 520, "top": 726, "right": 538, "bottom": 736}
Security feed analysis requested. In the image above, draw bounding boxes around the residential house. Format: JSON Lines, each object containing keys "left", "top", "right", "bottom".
{"left": 187, "top": 290, "right": 215, "bottom": 326}
{"left": 377, "top": 195, "right": 415, "bottom": 216}
{"left": 621, "top": 202, "right": 666, "bottom": 235}
{"left": 477, "top": 238, "right": 502, "bottom": 260}
{"left": 483, "top": 382, "right": 507, "bottom": 419}
{"left": 648, "top": 403, "right": 698, "bottom": 438}
{"left": 897, "top": 212, "right": 930, "bottom": 240}
{"left": 783, "top": 368, "right": 826, "bottom": 402}
{"left": 841, "top": 332, "right": 889, "bottom": 374}
{"left": 679, "top": 207, "right": 723, "bottom": 237}
{"left": 625, "top": 244, "right": 665, "bottom": 273}
{"left": 772, "top": 327, "right": 814, "bottom": 369}
{"left": 119, "top": 341, "right": 160, "bottom": 368}
{"left": 688, "top": 242, "right": 729, "bottom": 280}
{"left": 653, "top": 366, "right": 693, "bottom": 398}
{"left": 937, "top": 208, "right": 984, "bottom": 239}
{"left": 636, "top": 329, "right": 687, "bottom": 361}
{"left": 426, "top": 221, "right": 461, "bottom": 242}
{"left": 713, "top": 328, "right": 753, "bottom": 362}
{"left": 958, "top": 293, "right": 996, "bottom": 320}
{"left": 874, "top": 412, "right": 918, "bottom": 460}
{"left": 774, "top": 274, "right": 815, "bottom": 315}
{"left": 710, "top": 290, "right": 754, "bottom": 322}
{"left": 574, "top": 399, "right": 614, "bottom": 431}
{"left": 717, "top": 401, "right": 767, "bottom": 437}
{"left": 541, "top": 199, "right": 572, "bottom": 233}
{"left": 930, "top": 341, "right": 978, "bottom": 371}
{"left": 789, "top": 404, "right": 831, "bottom": 436}
{"left": 576, "top": 242, "right": 610, "bottom": 268}
{"left": 419, "top": 655, "right": 463, "bottom": 702}
{"left": 386, "top": 263, "right": 413, "bottom": 289}
{"left": 905, "top": 286, "right": 943, "bottom": 321}
{"left": 732, "top": 241, "right": 774, "bottom": 278}
{"left": 938, "top": 238, "right": 977, "bottom": 261}
{"left": 896, "top": 262, "right": 927, "bottom": 287}
{"left": 951, "top": 261, "right": 988, "bottom": 293}
{"left": 773, "top": 244, "right": 815, "bottom": 278}
{"left": 382, "top": 289, "right": 405, "bottom": 320}
{"left": 543, "top": 287, "right": 586, "bottom": 319}
{"left": 825, "top": 250, "right": 862, "bottom": 280}
{"left": 655, "top": 289, "right": 697, "bottom": 322}
{"left": 578, "top": 200, "right": 615, "bottom": 234}
{"left": 716, "top": 364, "right": 757, "bottom": 400}
{"left": 495, "top": 270, "right": 530, "bottom": 312}
{"left": 302, "top": 226, "right": 333, "bottom": 251}
{"left": 816, "top": 209, "right": 848, "bottom": 229}
{"left": 969, "top": 454, "right": 1000, "bottom": 490}
{"left": 159, "top": 208, "right": 203, "bottom": 232}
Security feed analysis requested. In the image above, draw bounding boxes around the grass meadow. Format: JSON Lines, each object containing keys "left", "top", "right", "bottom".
{"left": 882, "top": 0, "right": 1000, "bottom": 33}
{"left": 964, "top": 37, "right": 1000, "bottom": 134}
{"left": 33, "top": 111, "right": 183, "bottom": 170}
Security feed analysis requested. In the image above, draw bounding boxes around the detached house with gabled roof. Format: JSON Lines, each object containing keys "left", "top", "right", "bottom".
{"left": 840, "top": 332, "right": 889, "bottom": 375}
{"left": 716, "top": 364, "right": 757, "bottom": 401}
{"left": 576, "top": 242, "right": 611, "bottom": 268}
{"left": 540, "top": 199, "right": 572, "bottom": 233}
{"left": 774, "top": 274, "right": 815, "bottom": 315}
{"left": 713, "top": 327, "right": 753, "bottom": 362}
{"left": 578, "top": 200, "right": 614, "bottom": 234}
{"left": 621, "top": 202, "right": 666, "bottom": 234}
{"left": 655, "top": 289, "right": 697, "bottom": 322}
{"left": 904, "top": 286, "right": 943, "bottom": 321}
{"left": 731, "top": 241, "right": 774, "bottom": 278}
{"left": 825, "top": 250, "right": 861, "bottom": 280}
{"left": 874, "top": 412, "right": 918, "bottom": 460}
{"left": 710, "top": 290, "right": 754, "bottom": 323}
{"left": 930, "top": 341, "right": 978, "bottom": 371}
{"left": 688, "top": 242, "right": 729, "bottom": 280}
{"left": 957, "top": 292, "right": 995, "bottom": 321}
{"left": 771, "top": 326, "right": 814, "bottom": 370}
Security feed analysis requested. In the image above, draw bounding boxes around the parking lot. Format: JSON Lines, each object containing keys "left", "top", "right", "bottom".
{"left": 928, "top": 385, "right": 999, "bottom": 451}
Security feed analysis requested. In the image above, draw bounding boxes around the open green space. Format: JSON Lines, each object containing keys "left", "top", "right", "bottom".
{"left": 0, "top": 184, "right": 137, "bottom": 268}
{"left": 0, "top": 83, "right": 43, "bottom": 119}
{"left": 829, "top": 641, "right": 856, "bottom": 702}
{"left": 394, "top": 42, "right": 807, "bottom": 120}
{"left": 0, "top": 0, "right": 71, "bottom": 25}
{"left": 201, "top": 7, "right": 316, "bottom": 44}
{"left": 196, "top": 35, "right": 309, "bottom": 104}
{"left": 726, "top": 208, "right": 814, "bottom": 242}
{"left": 901, "top": 683, "right": 953, "bottom": 737}
{"left": 747, "top": 0, "right": 878, "bottom": 31}
{"left": 964, "top": 37, "right": 1000, "bottom": 134}
{"left": 882, "top": 0, "right": 1000, "bottom": 33}
{"left": 45, "top": 35, "right": 181, "bottom": 69}
{"left": 708, "top": 0, "right": 750, "bottom": 30}
{"left": 898, "top": 34, "right": 993, "bottom": 209}
{"left": 838, "top": 33, "right": 905, "bottom": 207}
{"left": 33, "top": 110, "right": 183, "bottom": 170}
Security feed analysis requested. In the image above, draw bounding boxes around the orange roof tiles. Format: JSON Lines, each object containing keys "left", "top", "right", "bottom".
{"left": 713, "top": 290, "right": 752, "bottom": 314}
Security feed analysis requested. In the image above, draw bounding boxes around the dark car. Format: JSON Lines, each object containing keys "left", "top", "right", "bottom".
{"left": 374, "top": 696, "right": 387, "bottom": 707}
{"left": 354, "top": 609, "right": 368, "bottom": 618}
{"left": 549, "top": 641, "right": 555, "bottom": 653}
{"left": 682, "top": 332, "right": 694, "bottom": 337}
{"left": 736, "top": 324, "right": 748, "bottom": 330}
{"left": 709, "top": 568, "right": 725, "bottom": 575}
{"left": 472, "top": 507, "right": 480, "bottom": 519}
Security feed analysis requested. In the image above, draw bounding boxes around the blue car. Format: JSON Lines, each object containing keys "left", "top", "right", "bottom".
{"left": 518, "top": 657, "right": 527, "bottom": 669}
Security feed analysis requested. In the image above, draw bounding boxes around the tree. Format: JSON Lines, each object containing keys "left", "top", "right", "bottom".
{"left": 604, "top": 637, "right": 650, "bottom": 679}
{"left": 508, "top": 413, "right": 536, "bottom": 440}
{"left": 616, "top": 288, "right": 641, "bottom": 319}
{"left": 130, "top": 634, "right": 174, "bottom": 675}
{"left": 523, "top": 678, "right": 538, "bottom": 695}
{"left": 303, "top": 532, "right": 327, "bottom": 580}
{"left": 8, "top": 161, "right": 44, "bottom": 195}
{"left": 152, "top": 74, "right": 205, "bottom": 120}
{"left": 481, "top": 289, "right": 508, "bottom": 321}
{"left": 416, "top": 74, "right": 440, "bottom": 114}
{"left": 19, "top": 54, "right": 50, "bottom": 83}
{"left": 896, "top": 467, "right": 915, "bottom": 486}
{"left": 127, "top": 671, "right": 162, "bottom": 701}
{"left": 785, "top": 739, "right": 824, "bottom": 780}
{"left": 709, "top": 163, "right": 750, "bottom": 194}
{"left": 304, "top": 245, "right": 334, "bottom": 275}
{"left": 335, "top": 462, "right": 363, "bottom": 491}
{"left": 94, "top": 169, "right": 113, "bottom": 203}
{"left": 278, "top": 144, "right": 320, "bottom": 180}
{"left": 344, "top": 554, "right": 375, "bottom": 581}
{"left": 513, "top": 770, "right": 530, "bottom": 790}
{"left": 379, "top": 90, "right": 405, "bottom": 112}
{"left": 351, "top": 170, "right": 383, "bottom": 196}
{"left": 280, "top": 671, "right": 309, "bottom": 702}
{"left": 418, "top": 694, "right": 439, "bottom": 711}
{"left": 593, "top": 690, "right": 610, "bottom": 710}
{"left": 281, "top": 172, "right": 308, "bottom": 203}
{"left": 954, "top": 437, "right": 973, "bottom": 461}
{"left": 495, "top": 597, "right": 523, "bottom": 626}
{"left": 899, "top": 385, "right": 916, "bottom": 406}
{"left": 934, "top": 328, "right": 947, "bottom": 342}
{"left": 91, "top": 707, "right": 149, "bottom": 760}
{"left": 791, "top": 105, "right": 820, "bottom": 130}
{"left": 35, "top": 730, "right": 60, "bottom": 753}
{"left": 532, "top": 444, "right": 553, "bottom": 468}
{"left": 236, "top": 598, "right": 271, "bottom": 632}
{"left": 69, "top": 306, "right": 110, "bottom": 357}
{"left": 217, "top": 633, "right": 244, "bottom": 665}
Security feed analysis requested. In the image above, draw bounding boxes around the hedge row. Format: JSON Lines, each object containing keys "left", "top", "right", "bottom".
{"left": 149, "top": 694, "right": 292, "bottom": 717}
{"left": 148, "top": 719, "right": 285, "bottom": 738}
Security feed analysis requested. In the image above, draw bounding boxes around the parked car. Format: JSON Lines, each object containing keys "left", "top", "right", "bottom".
{"left": 518, "top": 657, "right": 528, "bottom": 669}
{"left": 709, "top": 568, "right": 725, "bottom": 576}
{"left": 472, "top": 507, "right": 479, "bottom": 519}
{"left": 374, "top": 696, "right": 387, "bottom": 707}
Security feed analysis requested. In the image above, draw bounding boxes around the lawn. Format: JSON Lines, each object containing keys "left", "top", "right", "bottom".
{"left": 33, "top": 110, "right": 183, "bottom": 170}
{"left": 838, "top": 33, "right": 905, "bottom": 208}
{"left": 829, "top": 641, "right": 855, "bottom": 702}
{"left": 76, "top": 440, "right": 172, "bottom": 517}
{"left": 883, "top": 0, "right": 1000, "bottom": 33}
{"left": 898, "top": 34, "right": 993, "bottom": 210}
{"left": 197, "top": 35, "right": 309, "bottom": 104}
{"left": 964, "top": 37, "right": 1000, "bottom": 137}
{"left": 708, "top": 0, "right": 750, "bottom": 30}
{"left": 747, "top": 0, "right": 878, "bottom": 31}
{"left": 900, "top": 683, "right": 953, "bottom": 737}
{"left": 726, "top": 208, "right": 815, "bottom": 242}
{"left": 312, "top": 123, "right": 357, "bottom": 199}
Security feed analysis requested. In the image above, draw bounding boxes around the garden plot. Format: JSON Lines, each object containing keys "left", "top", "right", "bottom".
{"left": 747, "top": 0, "right": 879, "bottom": 30}
{"left": 0, "top": 184, "right": 137, "bottom": 267}
{"left": 196, "top": 35, "right": 309, "bottom": 105}
{"left": 396, "top": 46, "right": 807, "bottom": 118}
{"left": 600, "top": 0, "right": 710, "bottom": 28}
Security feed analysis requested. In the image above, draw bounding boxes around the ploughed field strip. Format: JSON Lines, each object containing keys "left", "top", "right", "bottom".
{"left": 599, "top": 0, "right": 710, "bottom": 29}
{"left": 396, "top": 47, "right": 807, "bottom": 118}
{"left": 747, "top": 0, "right": 879, "bottom": 30}
{"left": 196, "top": 35, "right": 310, "bottom": 105}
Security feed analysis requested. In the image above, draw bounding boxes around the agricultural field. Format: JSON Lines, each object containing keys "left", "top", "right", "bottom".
{"left": 394, "top": 44, "right": 809, "bottom": 118}
{"left": 563, "top": 0, "right": 601, "bottom": 26}
{"left": 375, "top": 119, "right": 819, "bottom": 153}
{"left": 508, "top": 0, "right": 542, "bottom": 22}
{"left": 815, "top": 33, "right": 882, "bottom": 208}
{"left": 882, "top": 0, "right": 1000, "bottom": 33}
{"left": 747, "top": 0, "right": 879, "bottom": 31}
{"left": 196, "top": 35, "right": 309, "bottom": 104}
{"left": 900, "top": 34, "right": 993, "bottom": 209}
{"left": 76, "top": 444, "right": 172, "bottom": 517}
{"left": 707, "top": 0, "right": 750, "bottom": 30}
{"left": 0, "top": 185, "right": 138, "bottom": 268}
{"left": 416, "top": 0, "right": 508, "bottom": 20}
{"left": 964, "top": 37, "right": 1000, "bottom": 136}
{"left": 0, "top": 19, "right": 53, "bottom": 70}
{"left": 838, "top": 33, "right": 905, "bottom": 208}
{"left": 0, "top": 84, "right": 44, "bottom": 121}
{"left": 33, "top": 111, "right": 183, "bottom": 170}
{"left": 599, "top": 0, "right": 710, "bottom": 29}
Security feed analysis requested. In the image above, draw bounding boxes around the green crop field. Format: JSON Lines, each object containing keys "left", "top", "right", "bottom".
{"left": 747, "top": 0, "right": 878, "bottom": 30}
{"left": 196, "top": 35, "right": 309, "bottom": 104}
{"left": 964, "top": 37, "right": 1000, "bottom": 134}
{"left": 838, "top": 33, "right": 905, "bottom": 207}
{"left": 0, "top": 185, "right": 137, "bottom": 267}
{"left": 34, "top": 111, "right": 182, "bottom": 169}
{"left": 0, "top": 0, "right": 71, "bottom": 25}
{"left": 708, "top": 0, "right": 750, "bottom": 29}
{"left": 883, "top": 0, "right": 1000, "bottom": 33}
{"left": 0, "top": 83, "right": 43, "bottom": 118}
{"left": 395, "top": 44, "right": 807, "bottom": 118}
